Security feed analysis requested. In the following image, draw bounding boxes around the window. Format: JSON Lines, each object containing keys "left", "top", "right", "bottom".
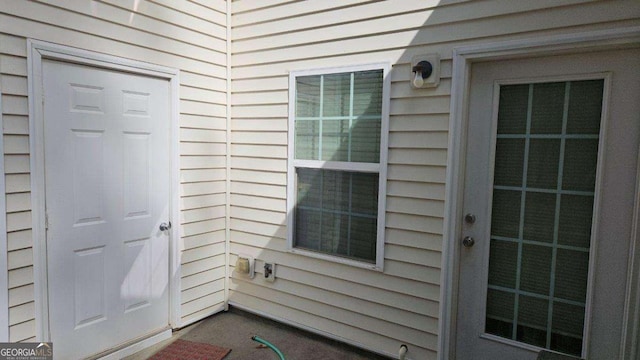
{"left": 287, "top": 64, "right": 389, "bottom": 270}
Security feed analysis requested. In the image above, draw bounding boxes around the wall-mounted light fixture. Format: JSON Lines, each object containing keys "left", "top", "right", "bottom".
{"left": 411, "top": 54, "right": 440, "bottom": 88}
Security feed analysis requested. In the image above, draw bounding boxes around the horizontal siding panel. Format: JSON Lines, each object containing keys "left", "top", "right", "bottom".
{"left": 384, "top": 259, "right": 441, "bottom": 285}
{"left": 230, "top": 144, "right": 287, "bottom": 159}
{"left": 230, "top": 182, "right": 285, "bottom": 199}
{"left": 181, "top": 205, "right": 225, "bottom": 224}
{"left": 232, "top": 0, "right": 403, "bottom": 27}
{"left": 183, "top": 230, "right": 225, "bottom": 251}
{"left": 231, "top": 119, "right": 287, "bottom": 132}
{"left": 149, "top": 0, "right": 226, "bottom": 26}
{"left": 8, "top": 266, "right": 33, "bottom": 289}
{"left": 230, "top": 243, "right": 438, "bottom": 301}
{"left": 7, "top": 211, "right": 31, "bottom": 232}
{"left": 181, "top": 100, "right": 226, "bottom": 117}
{"left": 230, "top": 219, "right": 286, "bottom": 240}
{"left": 0, "top": 33, "right": 27, "bottom": 56}
{"left": 229, "top": 282, "right": 434, "bottom": 349}
{"left": 387, "top": 213, "right": 443, "bottom": 235}
{"left": 1, "top": 74, "right": 28, "bottom": 96}
{"left": 8, "top": 248, "right": 33, "bottom": 270}
{"left": 386, "top": 197, "right": 444, "bottom": 218}
{"left": 232, "top": 268, "right": 437, "bottom": 333}
{"left": 181, "top": 181, "right": 225, "bottom": 197}
{"left": 181, "top": 279, "right": 225, "bottom": 304}
{"left": 232, "top": 91, "right": 287, "bottom": 105}
{"left": 9, "top": 301, "right": 34, "bottom": 326}
{"left": 9, "top": 319, "right": 35, "bottom": 342}
{"left": 0, "top": 14, "right": 225, "bottom": 78}
{"left": 181, "top": 193, "right": 226, "bottom": 210}
{"left": 2, "top": 95, "right": 28, "bottom": 115}
{"left": 232, "top": 2, "right": 638, "bottom": 66}
{"left": 6, "top": 192, "right": 30, "bottom": 212}
{"left": 231, "top": 76, "right": 288, "bottom": 93}
{"left": 103, "top": 0, "right": 226, "bottom": 39}
{"left": 231, "top": 132, "right": 287, "bottom": 145}
{"left": 231, "top": 156, "right": 285, "bottom": 172}
{"left": 388, "top": 149, "right": 448, "bottom": 167}
{"left": 385, "top": 228, "right": 443, "bottom": 252}
{"left": 228, "top": 244, "right": 439, "bottom": 319}
{"left": 181, "top": 254, "right": 226, "bottom": 277}
{"left": 8, "top": 284, "right": 34, "bottom": 307}
{"left": 0, "top": 55, "right": 27, "bottom": 76}
{"left": 7, "top": 230, "right": 32, "bottom": 252}
{"left": 182, "top": 218, "right": 225, "bottom": 237}
{"left": 180, "top": 142, "right": 226, "bottom": 156}
{"left": 180, "top": 128, "right": 226, "bottom": 143}
{"left": 180, "top": 86, "right": 226, "bottom": 105}
{"left": 181, "top": 266, "right": 226, "bottom": 291}
{"left": 181, "top": 114, "right": 226, "bottom": 130}
{"left": 181, "top": 290, "right": 225, "bottom": 317}
{"left": 180, "top": 168, "right": 226, "bottom": 183}
{"left": 230, "top": 206, "right": 285, "bottom": 225}
{"left": 4, "top": 154, "right": 30, "bottom": 174}
{"left": 180, "top": 155, "right": 225, "bottom": 169}
{"left": 387, "top": 181, "right": 446, "bottom": 201}
{"left": 386, "top": 244, "right": 442, "bottom": 267}
{"left": 180, "top": 303, "right": 225, "bottom": 325}
{"left": 4, "top": 174, "right": 30, "bottom": 193}
{"left": 230, "top": 194, "right": 286, "bottom": 213}
{"left": 232, "top": 105, "right": 286, "bottom": 118}
{"left": 180, "top": 72, "right": 226, "bottom": 93}
{"left": 3, "top": 135, "right": 29, "bottom": 154}
{"left": 230, "top": 169, "right": 285, "bottom": 186}
{"left": 3, "top": 115, "right": 30, "bottom": 135}
{"left": 389, "top": 114, "right": 450, "bottom": 132}
{"left": 181, "top": 243, "right": 226, "bottom": 264}
{"left": 389, "top": 132, "right": 449, "bottom": 149}
{"left": 387, "top": 165, "right": 446, "bottom": 183}
{"left": 228, "top": 292, "right": 436, "bottom": 360}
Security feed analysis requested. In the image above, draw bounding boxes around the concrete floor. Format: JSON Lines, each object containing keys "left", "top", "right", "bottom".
{"left": 125, "top": 307, "right": 392, "bottom": 360}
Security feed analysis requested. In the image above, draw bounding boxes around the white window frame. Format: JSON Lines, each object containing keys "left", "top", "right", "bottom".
{"left": 286, "top": 63, "right": 390, "bottom": 271}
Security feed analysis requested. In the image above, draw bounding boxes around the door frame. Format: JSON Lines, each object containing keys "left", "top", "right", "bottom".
{"left": 440, "top": 26, "right": 640, "bottom": 360}
{"left": 27, "top": 40, "right": 182, "bottom": 343}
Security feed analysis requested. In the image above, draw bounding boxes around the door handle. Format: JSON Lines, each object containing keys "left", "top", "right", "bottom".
{"left": 159, "top": 222, "right": 172, "bottom": 231}
{"left": 462, "top": 236, "right": 475, "bottom": 248}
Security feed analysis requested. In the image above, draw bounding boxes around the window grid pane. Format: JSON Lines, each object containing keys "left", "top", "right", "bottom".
{"left": 294, "top": 70, "right": 382, "bottom": 163}
{"left": 486, "top": 80, "right": 603, "bottom": 356}
{"left": 294, "top": 168, "right": 378, "bottom": 263}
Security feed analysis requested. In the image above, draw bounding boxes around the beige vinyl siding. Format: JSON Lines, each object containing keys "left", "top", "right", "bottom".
{"left": 0, "top": 0, "right": 228, "bottom": 340}
{"left": 228, "top": 1, "right": 640, "bottom": 358}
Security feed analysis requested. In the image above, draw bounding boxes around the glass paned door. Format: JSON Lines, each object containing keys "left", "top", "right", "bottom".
{"left": 485, "top": 80, "right": 604, "bottom": 356}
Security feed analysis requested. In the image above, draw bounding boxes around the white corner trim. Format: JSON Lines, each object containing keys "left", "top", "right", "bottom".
{"left": 27, "top": 39, "right": 182, "bottom": 341}
{"left": 0, "top": 89, "right": 9, "bottom": 342}
{"left": 439, "top": 26, "right": 640, "bottom": 360}
{"left": 224, "top": 0, "right": 232, "bottom": 312}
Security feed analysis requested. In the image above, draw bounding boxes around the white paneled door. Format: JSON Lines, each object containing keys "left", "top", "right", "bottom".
{"left": 43, "top": 60, "right": 171, "bottom": 359}
{"left": 455, "top": 48, "right": 640, "bottom": 359}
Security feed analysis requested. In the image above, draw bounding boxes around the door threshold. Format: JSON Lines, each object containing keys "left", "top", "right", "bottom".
{"left": 89, "top": 327, "right": 172, "bottom": 360}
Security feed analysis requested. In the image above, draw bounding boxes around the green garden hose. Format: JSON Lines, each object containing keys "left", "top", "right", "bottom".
{"left": 252, "top": 335, "right": 285, "bottom": 360}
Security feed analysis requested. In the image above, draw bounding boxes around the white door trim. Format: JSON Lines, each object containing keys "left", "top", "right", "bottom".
{"left": 440, "top": 26, "right": 640, "bottom": 360}
{"left": 27, "top": 40, "right": 182, "bottom": 343}
{"left": 0, "top": 89, "right": 9, "bottom": 342}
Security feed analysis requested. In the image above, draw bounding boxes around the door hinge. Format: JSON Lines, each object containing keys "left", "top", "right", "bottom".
{"left": 45, "top": 213, "right": 49, "bottom": 230}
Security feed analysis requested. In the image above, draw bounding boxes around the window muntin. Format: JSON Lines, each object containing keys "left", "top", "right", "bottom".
{"left": 287, "top": 64, "right": 388, "bottom": 269}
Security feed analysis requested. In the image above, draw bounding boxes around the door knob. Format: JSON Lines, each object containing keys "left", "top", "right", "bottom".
{"left": 159, "top": 222, "right": 172, "bottom": 231}
{"left": 462, "top": 236, "right": 475, "bottom": 248}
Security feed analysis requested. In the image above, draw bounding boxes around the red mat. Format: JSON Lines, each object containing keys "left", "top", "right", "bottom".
{"left": 149, "top": 339, "right": 231, "bottom": 360}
